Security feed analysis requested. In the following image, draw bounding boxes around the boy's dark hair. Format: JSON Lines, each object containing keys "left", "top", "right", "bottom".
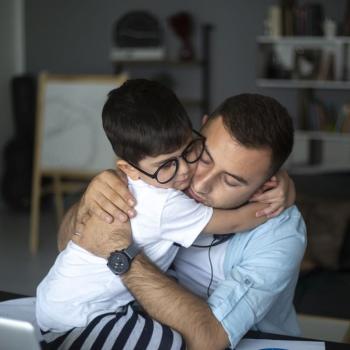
{"left": 102, "top": 79, "right": 192, "bottom": 164}
{"left": 210, "top": 93, "right": 294, "bottom": 176}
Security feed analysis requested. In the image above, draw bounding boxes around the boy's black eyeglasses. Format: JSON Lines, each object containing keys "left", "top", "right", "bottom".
{"left": 128, "top": 129, "right": 205, "bottom": 184}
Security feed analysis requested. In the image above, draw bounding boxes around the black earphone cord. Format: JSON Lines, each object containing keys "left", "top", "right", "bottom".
{"left": 191, "top": 233, "right": 235, "bottom": 297}
{"left": 191, "top": 233, "right": 235, "bottom": 248}
{"left": 173, "top": 234, "right": 235, "bottom": 297}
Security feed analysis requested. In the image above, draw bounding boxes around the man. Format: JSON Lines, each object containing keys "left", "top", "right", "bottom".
{"left": 59, "top": 94, "right": 306, "bottom": 349}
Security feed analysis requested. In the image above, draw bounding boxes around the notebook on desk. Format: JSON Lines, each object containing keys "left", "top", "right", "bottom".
{"left": 0, "top": 316, "right": 41, "bottom": 350}
{"left": 237, "top": 338, "right": 325, "bottom": 350}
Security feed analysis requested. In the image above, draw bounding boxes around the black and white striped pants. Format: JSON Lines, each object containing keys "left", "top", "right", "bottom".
{"left": 40, "top": 303, "right": 186, "bottom": 350}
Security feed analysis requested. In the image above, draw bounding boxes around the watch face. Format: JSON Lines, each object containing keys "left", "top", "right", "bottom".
{"left": 108, "top": 252, "right": 130, "bottom": 275}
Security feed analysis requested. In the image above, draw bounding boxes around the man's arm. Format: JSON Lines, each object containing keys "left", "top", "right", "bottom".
{"left": 123, "top": 255, "right": 229, "bottom": 350}
{"left": 74, "top": 215, "right": 229, "bottom": 350}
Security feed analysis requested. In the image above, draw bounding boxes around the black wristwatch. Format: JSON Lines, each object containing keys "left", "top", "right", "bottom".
{"left": 107, "top": 241, "right": 140, "bottom": 275}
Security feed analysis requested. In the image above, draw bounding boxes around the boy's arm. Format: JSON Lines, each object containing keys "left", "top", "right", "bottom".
{"left": 203, "top": 202, "right": 269, "bottom": 234}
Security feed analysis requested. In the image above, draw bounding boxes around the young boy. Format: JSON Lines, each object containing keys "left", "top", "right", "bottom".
{"left": 36, "top": 79, "right": 287, "bottom": 335}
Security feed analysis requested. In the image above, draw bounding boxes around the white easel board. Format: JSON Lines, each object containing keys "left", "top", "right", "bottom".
{"left": 37, "top": 74, "right": 127, "bottom": 174}
{"left": 30, "top": 73, "right": 127, "bottom": 254}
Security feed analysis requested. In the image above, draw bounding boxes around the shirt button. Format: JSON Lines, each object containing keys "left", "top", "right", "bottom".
{"left": 244, "top": 278, "right": 251, "bottom": 285}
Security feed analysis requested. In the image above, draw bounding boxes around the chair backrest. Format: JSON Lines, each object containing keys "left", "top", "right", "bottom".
{"left": 297, "top": 313, "right": 350, "bottom": 344}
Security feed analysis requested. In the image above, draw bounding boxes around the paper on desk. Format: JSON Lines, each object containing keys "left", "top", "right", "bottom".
{"left": 236, "top": 338, "right": 325, "bottom": 350}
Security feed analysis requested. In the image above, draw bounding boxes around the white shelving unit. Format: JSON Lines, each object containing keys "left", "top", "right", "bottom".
{"left": 257, "top": 36, "right": 350, "bottom": 175}
{"left": 257, "top": 79, "right": 350, "bottom": 89}
{"left": 257, "top": 36, "right": 350, "bottom": 45}
{"left": 286, "top": 131, "right": 350, "bottom": 174}
{"left": 257, "top": 36, "right": 350, "bottom": 83}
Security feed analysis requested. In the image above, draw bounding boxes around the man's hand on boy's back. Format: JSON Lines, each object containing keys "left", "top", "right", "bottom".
{"left": 76, "top": 169, "right": 137, "bottom": 233}
{"left": 71, "top": 169, "right": 136, "bottom": 253}
{"left": 73, "top": 213, "right": 132, "bottom": 259}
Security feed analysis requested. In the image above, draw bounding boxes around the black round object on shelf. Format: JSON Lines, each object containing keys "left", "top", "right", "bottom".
{"left": 113, "top": 11, "right": 163, "bottom": 48}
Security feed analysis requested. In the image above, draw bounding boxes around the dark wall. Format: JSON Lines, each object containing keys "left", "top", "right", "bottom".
{"left": 25, "top": 0, "right": 349, "bottom": 122}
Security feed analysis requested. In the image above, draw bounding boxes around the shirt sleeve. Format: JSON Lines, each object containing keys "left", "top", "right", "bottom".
{"left": 36, "top": 241, "right": 117, "bottom": 332}
{"left": 160, "top": 190, "right": 213, "bottom": 248}
{"left": 207, "top": 207, "right": 307, "bottom": 348}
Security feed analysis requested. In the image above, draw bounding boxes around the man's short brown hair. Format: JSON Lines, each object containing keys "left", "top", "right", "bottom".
{"left": 210, "top": 93, "right": 294, "bottom": 176}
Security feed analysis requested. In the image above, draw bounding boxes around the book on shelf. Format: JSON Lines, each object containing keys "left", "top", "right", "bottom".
{"left": 316, "top": 51, "right": 336, "bottom": 81}
{"left": 336, "top": 104, "right": 350, "bottom": 133}
{"left": 307, "top": 99, "right": 334, "bottom": 131}
{"left": 281, "top": 0, "right": 295, "bottom": 36}
{"left": 308, "top": 102, "right": 322, "bottom": 130}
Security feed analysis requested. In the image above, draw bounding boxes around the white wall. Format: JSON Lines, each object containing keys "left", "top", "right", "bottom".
{"left": 0, "top": 0, "right": 25, "bottom": 201}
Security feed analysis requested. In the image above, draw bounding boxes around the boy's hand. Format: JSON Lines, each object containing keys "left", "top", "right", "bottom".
{"left": 76, "top": 169, "right": 136, "bottom": 233}
{"left": 249, "top": 169, "right": 295, "bottom": 218}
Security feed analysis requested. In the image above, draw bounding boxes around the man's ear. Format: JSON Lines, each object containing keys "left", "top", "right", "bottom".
{"left": 201, "top": 114, "right": 209, "bottom": 126}
{"left": 116, "top": 160, "right": 139, "bottom": 180}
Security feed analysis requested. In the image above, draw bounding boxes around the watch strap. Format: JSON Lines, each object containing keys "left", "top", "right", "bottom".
{"left": 123, "top": 240, "right": 140, "bottom": 260}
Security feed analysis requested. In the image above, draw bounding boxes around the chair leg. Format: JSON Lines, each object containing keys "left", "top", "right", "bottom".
{"left": 30, "top": 174, "right": 41, "bottom": 255}
{"left": 53, "top": 174, "right": 64, "bottom": 226}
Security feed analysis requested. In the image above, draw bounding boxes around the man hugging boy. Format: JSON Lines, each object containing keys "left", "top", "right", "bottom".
{"left": 36, "top": 79, "right": 288, "bottom": 344}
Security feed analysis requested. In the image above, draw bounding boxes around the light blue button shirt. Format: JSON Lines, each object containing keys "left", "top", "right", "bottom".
{"left": 175, "top": 205, "right": 307, "bottom": 349}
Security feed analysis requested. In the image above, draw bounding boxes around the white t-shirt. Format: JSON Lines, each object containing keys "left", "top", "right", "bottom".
{"left": 36, "top": 177, "right": 213, "bottom": 332}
